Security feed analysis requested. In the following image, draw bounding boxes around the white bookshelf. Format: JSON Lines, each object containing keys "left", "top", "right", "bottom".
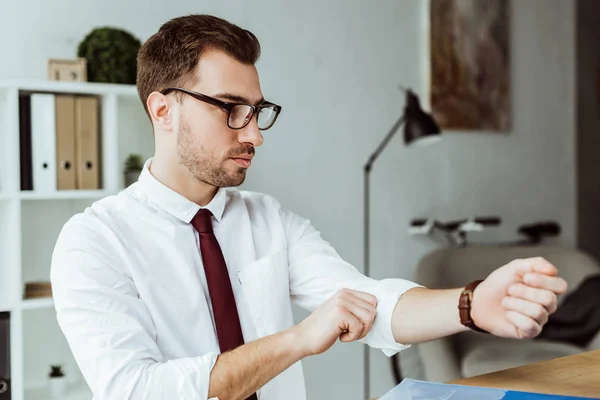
{"left": 19, "top": 299, "right": 54, "bottom": 311}
{"left": 25, "top": 382, "right": 91, "bottom": 400}
{"left": 0, "top": 80, "right": 139, "bottom": 96}
{"left": 18, "top": 190, "right": 115, "bottom": 201}
{"left": 0, "top": 79, "right": 153, "bottom": 400}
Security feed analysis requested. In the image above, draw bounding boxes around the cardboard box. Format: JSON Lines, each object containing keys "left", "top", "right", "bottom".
{"left": 47, "top": 58, "right": 87, "bottom": 82}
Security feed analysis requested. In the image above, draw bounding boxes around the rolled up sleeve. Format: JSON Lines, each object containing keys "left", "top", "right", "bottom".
{"left": 51, "top": 216, "right": 218, "bottom": 399}
{"left": 280, "top": 207, "right": 422, "bottom": 357}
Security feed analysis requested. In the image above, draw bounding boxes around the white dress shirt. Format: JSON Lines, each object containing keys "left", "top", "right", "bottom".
{"left": 50, "top": 158, "right": 420, "bottom": 400}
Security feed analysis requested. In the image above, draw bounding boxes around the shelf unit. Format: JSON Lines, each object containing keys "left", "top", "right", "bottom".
{"left": 18, "top": 190, "right": 115, "bottom": 201}
{"left": 0, "top": 79, "right": 153, "bottom": 400}
{"left": 19, "top": 299, "right": 54, "bottom": 311}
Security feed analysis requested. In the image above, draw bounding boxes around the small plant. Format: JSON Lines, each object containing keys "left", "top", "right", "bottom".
{"left": 77, "top": 27, "right": 141, "bottom": 84}
{"left": 49, "top": 364, "right": 64, "bottom": 378}
{"left": 124, "top": 154, "right": 144, "bottom": 173}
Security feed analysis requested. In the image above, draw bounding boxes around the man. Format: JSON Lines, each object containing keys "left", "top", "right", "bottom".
{"left": 51, "top": 14, "right": 567, "bottom": 400}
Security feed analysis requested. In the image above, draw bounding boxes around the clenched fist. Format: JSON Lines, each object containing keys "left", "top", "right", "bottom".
{"left": 293, "top": 288, "right": 377, "bottom": 357}
{"left": 471, "top": 257, "right": 568, "bottom": 339}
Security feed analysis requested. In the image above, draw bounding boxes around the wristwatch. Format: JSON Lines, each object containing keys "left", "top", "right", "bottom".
{"left": 458, "top": 279, "right": 489, "bottom": 334}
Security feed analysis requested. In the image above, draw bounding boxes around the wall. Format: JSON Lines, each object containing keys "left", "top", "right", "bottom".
{"left": 577, "top": 0, "right": 600, "bottom": 262}
{"left": 0, "top": 0, "right": 576, "bottom": 399}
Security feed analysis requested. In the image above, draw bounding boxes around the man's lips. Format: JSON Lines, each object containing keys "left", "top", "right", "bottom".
{"left": 230, "top": 157, "right": 252, "bottom": 168}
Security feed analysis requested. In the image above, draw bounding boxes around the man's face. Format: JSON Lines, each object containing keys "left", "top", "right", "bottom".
{"left": 175, "top": 49, "right": 264, "bottom": 188}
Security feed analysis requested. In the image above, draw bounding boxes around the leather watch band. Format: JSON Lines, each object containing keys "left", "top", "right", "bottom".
{"left": 459, "top": 279, "right": 489, "bottom": 333}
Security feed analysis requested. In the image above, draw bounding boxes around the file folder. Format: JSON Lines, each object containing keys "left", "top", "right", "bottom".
{"left": 74, "top": 96, "right": 100, "bottom": 190}
{"left": 30, "top": 94, "right": 57, "bottom": 193}
{"left": 379, "top": 379, "right": 598, "bottom": 400}
{"left": 55, "top": 95, "right": 76, "bottom": 190}
{"left": 19, "top": 95, "right": 33, "bottom": 191}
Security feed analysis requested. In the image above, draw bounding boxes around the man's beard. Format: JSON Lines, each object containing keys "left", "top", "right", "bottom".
{"left": 177, "top": 117, "right": 251, "bottom": 188}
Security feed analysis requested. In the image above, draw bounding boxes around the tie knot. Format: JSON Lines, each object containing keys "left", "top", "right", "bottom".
{"left": 192, "top": 208, "right": 213, "bottom": 233}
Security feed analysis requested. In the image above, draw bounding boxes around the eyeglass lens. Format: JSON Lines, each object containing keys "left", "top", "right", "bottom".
{"left": 229, "top": 104, "right": 278, "bottom": 129}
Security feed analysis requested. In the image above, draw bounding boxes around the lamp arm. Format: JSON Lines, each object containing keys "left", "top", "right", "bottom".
{"left": 364, "top": 114, "right": 406, "bottom": 173}
{"left": 362, "top": 112, "right": 406, "bottom": 399}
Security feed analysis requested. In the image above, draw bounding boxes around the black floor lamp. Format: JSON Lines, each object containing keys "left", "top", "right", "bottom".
{"left": 363, "top": 87, "right": 441, "bottom": 399}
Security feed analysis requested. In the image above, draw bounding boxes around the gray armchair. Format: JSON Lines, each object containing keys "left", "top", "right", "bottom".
{"left": 413, "top": 245, "right": 600, "bottom": 382}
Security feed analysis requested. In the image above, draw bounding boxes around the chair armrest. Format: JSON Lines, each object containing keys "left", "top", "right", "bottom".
{"left": 586, "top": 329, "right": 600, "bottom": 351}
{"left": 417, "top": 337, "right": 463, "bottom": 382}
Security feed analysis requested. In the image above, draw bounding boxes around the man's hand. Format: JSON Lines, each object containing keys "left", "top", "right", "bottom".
{"left": 209, "top": 288, "right": 377, "bottom": 399}
{"left": 471, "top": 257, "right": 568, "bottom": 339}
{"left": 293, "top": 288, "right": 378, "bottom": 356}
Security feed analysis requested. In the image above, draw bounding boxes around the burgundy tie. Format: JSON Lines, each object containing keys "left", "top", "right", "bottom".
{"left": 191, "top": 209, "right": 258, "bottom": 400}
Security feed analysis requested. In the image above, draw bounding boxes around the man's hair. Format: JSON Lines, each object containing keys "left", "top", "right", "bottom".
{"left": 136, "top": 14, "right": 261, "bottom": 118}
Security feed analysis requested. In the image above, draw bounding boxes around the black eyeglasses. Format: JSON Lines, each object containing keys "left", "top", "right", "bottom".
{"left": 161, "top": 87, "right": 282, "bottom": 130}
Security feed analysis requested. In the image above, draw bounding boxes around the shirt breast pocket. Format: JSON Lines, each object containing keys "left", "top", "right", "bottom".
{"left": 237, "top": 249, "right": 294, "bottom": 336}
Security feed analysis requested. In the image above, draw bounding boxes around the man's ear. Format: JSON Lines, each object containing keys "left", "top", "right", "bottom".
{"left": 147, "top": 91, "right": 173, "bottom": 131}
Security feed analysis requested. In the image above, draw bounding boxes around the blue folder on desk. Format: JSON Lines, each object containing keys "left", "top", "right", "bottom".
{"left": 379, "top": 379, "right": 599, "bottom": 399}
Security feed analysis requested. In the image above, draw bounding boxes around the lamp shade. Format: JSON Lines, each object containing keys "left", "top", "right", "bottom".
{"left": 403, "top": 89, "right": 441, "bottom": 146}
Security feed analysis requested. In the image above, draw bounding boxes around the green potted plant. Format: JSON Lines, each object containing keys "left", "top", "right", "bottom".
{"left": 48, "top": 364, "right": 65, "bottom": 398}
{"left": 124, "top": 154, "right": 144, "bottom": 187}
{"left": 77, "top": 27, "right": 141, "bottom": 84}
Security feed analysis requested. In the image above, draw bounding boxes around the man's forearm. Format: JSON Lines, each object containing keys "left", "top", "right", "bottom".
{"left": 391, "top": 287, "right": 469, "bottom": 345}
{"left": 208, "top": 327, "right": 305, "bottom": 400}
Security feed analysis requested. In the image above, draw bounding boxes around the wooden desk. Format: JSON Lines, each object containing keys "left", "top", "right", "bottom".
{"left": 451, "top": 350, "right": 600, "bottom": 398}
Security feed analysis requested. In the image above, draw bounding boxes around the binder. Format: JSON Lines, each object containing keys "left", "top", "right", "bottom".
{"left": 19, "top": 95, "right": 33, "bottom": 191}
{"left": 0, "top": 312, "right": 10, "bottom": 399}
{"left": 30, "top": 94, "right": 57, "bottom": 193}
{"left": 55, "top": 95, "right": 76, "bottom": 190}
{"left": 74, "top": 96, "right": 100, "bottom": 190}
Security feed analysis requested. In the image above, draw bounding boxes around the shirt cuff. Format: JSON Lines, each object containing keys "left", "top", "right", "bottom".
{"left": 361, "top": 278, "right": 424, "bottom": 357}
{"left": 170, "top": 351, "right": 219, "bottom": 399}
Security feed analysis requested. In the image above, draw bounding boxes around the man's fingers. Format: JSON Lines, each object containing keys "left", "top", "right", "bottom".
{"left": 530, "top": 257, "right": 559, "bottom": 276}
{"left": 339, "top": 291, "right": 378, "bottom": 316}
{"left": 334, "top": 298, "right": 376, "bottom": 340}
{"left": 335, "top": 289, "right": 377, "bottom": 340}
{"left": 339, "top": 312, "right": 364, "bottom": 342}
{"left": 339, "top": 299, "right": 375, "bottom": 322}
{"left": 511, "top": 258, "right": 567, "bottom": 293}
{"left": 522, "top": 273, "right": 567, "bottom": 294}
{"left": 329, "top": 289, "right": 378, "bottom": 343}
{"left": 508, "top": 283, "right": 558, "bottom": 313}
{"left": 513, "top": 257, "right": 558, "bottom": 277}
{"left": 340, "top": 288, "right": 378, "bottom": 308}
{"left": 505, "top": 310, "right": 542, "bottom": 339}
{"left": 502, "top": 296, "right": 549, "bottom": 326}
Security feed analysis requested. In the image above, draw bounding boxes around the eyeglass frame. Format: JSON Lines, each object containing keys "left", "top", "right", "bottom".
{"left": 160, "top": 87, "right": 282, "bottom": 130}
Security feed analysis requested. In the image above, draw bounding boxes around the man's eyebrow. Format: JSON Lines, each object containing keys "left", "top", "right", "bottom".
{"left": 213, "top": 92, "right": 265, "bottom": 105}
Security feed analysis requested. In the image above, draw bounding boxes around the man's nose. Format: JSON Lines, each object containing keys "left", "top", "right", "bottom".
{"left": 237, "top": 117, "right": 263, "bottom": 147}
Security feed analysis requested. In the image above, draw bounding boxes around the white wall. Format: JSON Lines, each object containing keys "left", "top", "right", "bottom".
{"left": 1, "top": 0, "right": 576, "bottom": 399}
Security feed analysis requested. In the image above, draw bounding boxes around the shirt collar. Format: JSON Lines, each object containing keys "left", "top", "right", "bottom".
{"left": 135, "top": 158, "right": 227, "bottom": 224}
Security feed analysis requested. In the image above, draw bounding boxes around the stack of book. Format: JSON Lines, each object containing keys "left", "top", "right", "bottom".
{"left": 19, "top": 93, "right": 101, "bottom": 192}
{"left": 23, "top": 281, "right": 52, "bottom": 299}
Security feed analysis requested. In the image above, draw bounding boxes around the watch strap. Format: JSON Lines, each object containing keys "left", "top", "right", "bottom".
{"left": 459, "top": 279, "right": 489, "bottom": 334}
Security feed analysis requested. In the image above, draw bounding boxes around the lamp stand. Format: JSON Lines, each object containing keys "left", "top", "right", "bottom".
{"left": 363, "top": 113, "right": 406, "bottom": 400}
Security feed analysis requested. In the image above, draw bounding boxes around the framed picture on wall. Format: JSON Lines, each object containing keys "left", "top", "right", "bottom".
{"left": 430, "top": 0, "right": 510, "bottom": 132}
